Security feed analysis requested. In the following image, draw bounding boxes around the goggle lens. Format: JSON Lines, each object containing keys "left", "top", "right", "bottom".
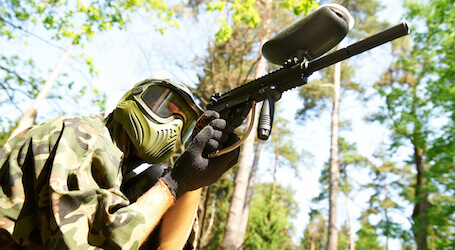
{"left": 139, "top": 85, "right": 200, "bottom": 142}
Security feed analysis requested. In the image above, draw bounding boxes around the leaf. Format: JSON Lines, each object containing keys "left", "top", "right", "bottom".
{"left": 214, "top": 19, "right": 232, "bottom": 43}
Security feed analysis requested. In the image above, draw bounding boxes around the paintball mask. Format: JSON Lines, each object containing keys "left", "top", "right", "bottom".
{"left": 112, "top": 78, "right": 203, "bottom": 163}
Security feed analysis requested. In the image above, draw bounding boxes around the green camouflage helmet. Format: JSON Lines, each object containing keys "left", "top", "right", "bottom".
{"left": 111, "top": 78, "right": 204, "bottom": 163}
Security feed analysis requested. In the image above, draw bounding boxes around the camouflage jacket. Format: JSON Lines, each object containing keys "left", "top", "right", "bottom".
{"left": 0, "top": 114, "right": 148, "bottom": 249}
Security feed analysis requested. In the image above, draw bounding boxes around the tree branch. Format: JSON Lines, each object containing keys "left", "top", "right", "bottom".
{"left": 0, "top": 16, "right": 66, "bottom": 51}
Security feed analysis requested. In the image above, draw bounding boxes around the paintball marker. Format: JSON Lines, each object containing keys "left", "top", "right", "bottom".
{"left": 196, "top": 3, "right": 410, "bottom": 158}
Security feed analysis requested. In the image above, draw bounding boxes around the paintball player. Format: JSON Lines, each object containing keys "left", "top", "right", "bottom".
{"left": 0, "top": 78, "right": 240, "bottom": 248}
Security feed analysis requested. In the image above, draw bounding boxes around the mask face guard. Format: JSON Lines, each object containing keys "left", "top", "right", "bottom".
{"left": 131, "top": 82, "right": 201, "bottom": 144}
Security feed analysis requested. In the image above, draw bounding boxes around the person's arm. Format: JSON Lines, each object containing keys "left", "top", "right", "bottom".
{"left": 135, "top": 179, "right": 175, "bottom": 244}
{"left": 160, "top": 188, "right": 201, "bottom": 250}
{"left": 135, "top": 183, "right": 201, "bottom": 249}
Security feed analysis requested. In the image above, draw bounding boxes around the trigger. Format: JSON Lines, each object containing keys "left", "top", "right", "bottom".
{"left": 229, "top": 103, "right": 252, "bottom": 128}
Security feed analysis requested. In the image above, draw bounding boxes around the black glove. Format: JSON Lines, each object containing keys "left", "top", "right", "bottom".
{"left": 162, "top": 111, "right": 240, "bottom": 199}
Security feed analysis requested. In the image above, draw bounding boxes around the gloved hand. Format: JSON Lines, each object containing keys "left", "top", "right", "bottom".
{"left": 162, "top": 111, "right": 240, "bottom": 199}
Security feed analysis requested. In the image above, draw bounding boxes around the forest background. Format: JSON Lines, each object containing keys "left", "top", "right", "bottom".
{"left": 1, "top": 0, "right": 453, "bottom": 249}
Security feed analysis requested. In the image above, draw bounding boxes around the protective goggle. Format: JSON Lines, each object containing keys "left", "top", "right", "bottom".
{"left": 132, "top": 84, "right": 201, "bottom": 143}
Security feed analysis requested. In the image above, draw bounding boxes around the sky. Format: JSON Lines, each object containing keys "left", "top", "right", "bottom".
{"left": 2, "top": 0, "right": 411, "bottom": 248}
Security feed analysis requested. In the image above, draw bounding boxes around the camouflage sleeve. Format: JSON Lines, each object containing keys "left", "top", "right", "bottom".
{"left": 0, "top": 115, "right": 148, "bottom": 249}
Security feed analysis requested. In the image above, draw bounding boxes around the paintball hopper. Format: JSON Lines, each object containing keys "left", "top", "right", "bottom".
{"left": 262, "top": 3, "right": 354, "bottom": 65}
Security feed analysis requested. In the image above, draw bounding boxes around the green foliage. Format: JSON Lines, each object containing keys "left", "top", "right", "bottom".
{"left": 372, "top": 0, "right": 455, "bottom": 247}
{"left": 214, "top": 18, "right": 233, "bottom": 42}
{"left": 243, "top": 183, "right": 298, "bottom": 249}
{"left": 282, "top": 0, "right": 318, "bottom": 16}
{"left": 205, "top": 0, "right": 260, "bottom": 42}
{"left": 0, "top": 0, "right": 177, "bottom": 130}
{"left": 0, "top": 54, "right": 47, "bottom": 128}
{"left": 338, "top": 138, "right": 370, "bottom": 196}
{"left": 355, "top": 222, "right": 384, "bottom": 249}
{"left": 297, "top": 53, "right": 359, "bottom": 120}
{"left": 341, "top": 0, "right": 389, "bottom": 40}
{"left": 403, "top": 5, "right": 455, "bottom": 247}
{"left": 361, "top": 149, "right": 415, "bottom": 247}
{"left": 337, "top": 224, "right": 351, "bottom": 250}
{"left": 205, "top": 0, "right": 317, "bottom": 42}
{"left": 266, "top": 113, "right": 303, "bottom": 174}
{"left": 300, "top": 209, "right": 327, "bottom": 249}
{"left": 313, "top": 137, "right": 369, "bottom": 200}
{"left": 1, "top": 0, "right": 176, "bottom": 45}
{"left": 90, "top": 88, "right": 107, "bottom": 111}
{"left": 231, "top": 0, "right": 260, "bottom": 28}
{"left": 297, "top": 0, "right": 388, "bottom": 120}
{"left": 193, "top": 3, "right": 316, "bottom": 247}
{"left": 199, "top": 180, "right": 299, "bottom": 249}
{"left": 193, "top": 22, "right": 258, "bottom": 106}
{"left": 194, "top": 0, "right": 318, "bottom": 101}
{"left": 339, "top": 138, "right": 369, "bottom": 167}
{"left": 199, "top": 172, "right": 236, "bottom": 248}
{"left": 298, "top": 3, "right": 390, "bottom": 247}
{"left": 0, "top": 129, "right": 11, "bottom": 148}
{"left": 193, "top": 0, "right": 310, "bottom": 103}
{"left": 310, "top": 137, "right": 375, "bottom": 248}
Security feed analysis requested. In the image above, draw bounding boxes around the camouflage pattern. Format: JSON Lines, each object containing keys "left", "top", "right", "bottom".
{"left": 0, "top": 114, "right": 148, "bottom": 249}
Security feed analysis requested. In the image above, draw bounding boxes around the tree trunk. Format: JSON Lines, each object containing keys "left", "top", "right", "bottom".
{"left": 198, "top": 193, "right": 216, "bottom": 248}
{"left": 384, "top": 184, "right": 390, "bottom": 250}
{"left": 221, "top": 1, "right": 271, "bottom": 249}
{"left": 345, "top": 190, "right": 354, "bottom": 250}
{"left": 327, "top": 44, "right": 342, "bottom": 250}
{"left": 413, "top": 146, "right": 429, "bottom": 250}
{"left": 410, "top": 85, "right": 430, "bottom": 250}
{"left": 238, "top": 141, "right": 264, "bottom": 241}
{"left": 271, "top": 149, "right": 278, "bottom": 207}
{"left": 8, "top": 43, "right": 74, "bottom": 140}
{"left": 221, "top": 107, "right": 259, "bottom": 250}
{"left": 266, "top": 150, "right": 278, "bottom": 225}
{"left": 197, "top": 186, "right": 212, "bottom": 249}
